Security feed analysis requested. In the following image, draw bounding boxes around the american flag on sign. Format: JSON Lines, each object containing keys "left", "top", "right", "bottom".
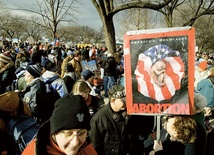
{"left": 134, "top": 44, "right": 185, "bottom": 101}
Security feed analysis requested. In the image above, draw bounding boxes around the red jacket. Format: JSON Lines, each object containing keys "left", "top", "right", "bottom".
{"left": 22, "top": 120, "right": 97, "bottom": 155}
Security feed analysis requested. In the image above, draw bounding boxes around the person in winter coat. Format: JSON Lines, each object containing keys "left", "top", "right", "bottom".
{"left": 61, "top": 50, "right": 74, "bottom": 78}
{"left": 190, "top": 93, "right": 208, "bottom": 155}
{"left": 149, "top": 93, "right": 207, "bottom": 155}
{"left": 41, "top": 54, "right": 68, "bottom": 98}
{"left": 0, "top": 91, "right": 32, "bottom": 155}
{"left": 20, "top": 63, "right": 47, "bottom": 123}
{"left": 90, "top": 85, "right": 127, "bottom": 155}
{"left": 0, "top": 51, "right": 16, "bottom": 94}
{"left": 22, "top": 94, "right": 97, "bottom": 155}
{"left": 196, "top": 67, "right": 214, "bottom": 116}
{"left": 103, "top": 52, "right": 117, "bottom": 97}
{"left": 149, "top": 115, "right": 197, "bottom": 155}
{"left": 69, "top": 50, "right": 83, "bottom": 78}
{"left": 72, "top": 80, "right": 104, "bottom": 119}
{"left": 80, "top": 70, "right": 100, "bottom": 97}
{"left": 194, "top": 61, "right": 209, "bottom": 88}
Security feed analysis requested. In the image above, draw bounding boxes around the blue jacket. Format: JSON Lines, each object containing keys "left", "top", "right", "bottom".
{"left": 42, "top": 70, "right": 68, "bottom": 98}
{"left": 196, "top": 76, "right": 214, "bottom": 108}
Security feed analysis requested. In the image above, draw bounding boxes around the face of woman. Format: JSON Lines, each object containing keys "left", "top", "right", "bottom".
{"left": 54, "top": 129, "right": 88, "bottom": 155}
{"left": 80, "top": 92, "right": 89, "bottom": 100}
{"left": 164, "top": 117, "right": 177, "bottom": 141}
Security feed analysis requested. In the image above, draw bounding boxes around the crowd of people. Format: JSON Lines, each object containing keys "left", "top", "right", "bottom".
{"left": 0, "top": 40, "right": 213, "bottom": 155}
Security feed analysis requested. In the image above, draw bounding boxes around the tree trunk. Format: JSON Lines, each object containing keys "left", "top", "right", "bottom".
{"left": 102, "top": 17, "right": 116, "bottom": 53}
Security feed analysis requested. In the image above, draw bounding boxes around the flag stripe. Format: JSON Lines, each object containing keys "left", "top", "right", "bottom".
{"left": 135, "top": 52, "right": 184, "bottom": 101}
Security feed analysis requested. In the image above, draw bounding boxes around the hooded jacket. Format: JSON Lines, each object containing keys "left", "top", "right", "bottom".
{"left": 22, "top": 120, "right": 97, "bottom": 155}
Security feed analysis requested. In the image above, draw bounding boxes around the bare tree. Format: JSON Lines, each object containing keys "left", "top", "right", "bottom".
{"left": 90, "top": 28, "right": 104, "bottom": 44}
{"left": 117, "top": 0, "right": 214, "bottom": 52}
{"left": 14, "top": 0, "right": 79, "bottom": 39}
{"left": 182, "top": 0, "right": 214, "bottom": 26}
{"left": 120, "top": 8, "right": 156, "bottom": 34}
{"left": 156, "top": 0, "right": 214, "bottom": 27}
{"left": 91, "top": 0, "right": 172, "bottom": 53}
{"left": 0, "top": 13, "right": 25, "bottom": 40}
{"left": 22, "top": 16, "right": 45, "bottom": 41}
{"left": 194, "top": 16, "right": 214, "bottom": 52}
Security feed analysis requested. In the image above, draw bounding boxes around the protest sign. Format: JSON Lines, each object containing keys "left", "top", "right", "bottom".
{"left": 124, "top": 27, "right": 195, "bottom": 115}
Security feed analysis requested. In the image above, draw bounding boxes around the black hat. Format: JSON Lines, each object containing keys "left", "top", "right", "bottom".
{"left": 108, "top": 85, "right": 126, "bottom": 100}
{"left": 26, "top": 63, "right": 42, "bottom": 78}
{"left": 50, "top": 94, "right": 90, "bottom": 135}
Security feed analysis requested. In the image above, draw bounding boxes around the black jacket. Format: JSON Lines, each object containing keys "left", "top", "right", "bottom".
{"left": 104, "top": 57, "right": 117, "bottom": 76}
{"left": 90, "top": 104, "right": 128, "bottom": 155}
{"left": 90, "top": 104, "right": 154, "bottom": 155}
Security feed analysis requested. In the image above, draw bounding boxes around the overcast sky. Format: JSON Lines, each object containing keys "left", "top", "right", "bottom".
{"left": 3, "top": 0, "right": 123, "bottom": 37}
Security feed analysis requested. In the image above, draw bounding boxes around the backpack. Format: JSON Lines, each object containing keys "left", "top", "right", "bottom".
{"left": 7, "top": 115, "right": 40, "bottom": 154}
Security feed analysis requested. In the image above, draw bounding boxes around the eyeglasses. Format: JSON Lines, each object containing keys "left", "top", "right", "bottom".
{"left": 60, "top": 130, "right": 88, "bottom": 140}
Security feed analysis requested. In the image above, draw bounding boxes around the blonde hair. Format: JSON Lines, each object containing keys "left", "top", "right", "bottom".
{"left": 72, "top": 79, "right": 91, "bottom": 94}
{"left": 209, "top": 67, "right": 214, "bottom": 76}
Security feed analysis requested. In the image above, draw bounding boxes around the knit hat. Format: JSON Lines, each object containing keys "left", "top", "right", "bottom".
{"left": 81, "top": 70, "right": 95, "bottom": 80}
{"left": 108, "top": 85, "right": 126, "bottom": 100}
{"left": 26, "top": 63, "right": 42, "bottom": 78}
{"left": 41, "top": 54, "right": 57, "bottom": 71}
{"left": 0, "top": 52, "right": 12, "bottom": 63}
{"left": 198, "top": 61, "right": 207, "bottom": 70}
{"left": 194, "top": 93, "right": 207, "bottom": 112}
{"left": 50, "top": 94, "right": 90, "bottom": 135}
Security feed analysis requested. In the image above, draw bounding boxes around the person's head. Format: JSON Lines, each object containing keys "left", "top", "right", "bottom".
{"left": 72, "top": 80, "right": 91, "bottom": 100}
{"left": 74, "top": 50, "right": 82, "bottom": 61}
{"left": 81, "top": 70, "right": 95, "bottom": 82}
{"left": 197, "top": 61, "right": 207, "bottom": 71}
{"left": 114, "top": 52, "right": 121, "bottom": 63}
{"left": 0, "top": 51, "right": 12, "bottom": 68}
{"left": 102, "top": 45, "right": 107, "bottom": 52}
{"left": 164, "top": 115, "right": 197, "bottom": 144}
{"left": 193, "top": 93, "right": 207, "bottom": 114}
{"left": 0, "top": 91, "right": 31, "bottom": 117}
{"left": 67, "top": 50, "right": 74, "bottom": 59}
{"left": 50, "top": 94, "right": 90, "bottom": 155}
{"left": 108, "top": 85, "right": 126, "bottom": 112}
{"left": 41, "top": 54, "right": 58, "bottom": 72}
{"left": 25, "top": 63, "right": 42, "bottom": 84}
{"left": 208, "top": 67, "right": 214, "bottom": 76}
